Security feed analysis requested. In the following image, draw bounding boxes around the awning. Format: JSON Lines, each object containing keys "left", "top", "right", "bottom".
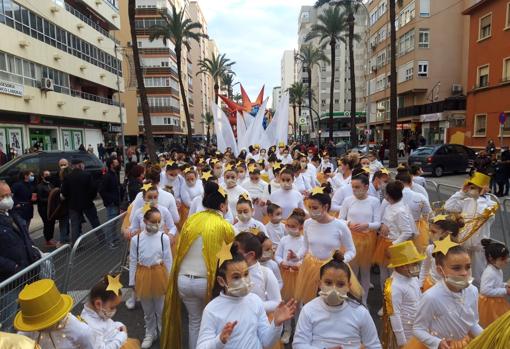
{"left": 420, "top": 112, "right": 447, "bottom": 122}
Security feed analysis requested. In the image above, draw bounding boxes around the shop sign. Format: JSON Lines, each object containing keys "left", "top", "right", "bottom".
{"left": 0, "top": 79, "right": 23, "bottom": 97}
{"left": 108, "top": 124, "right": 122, "bottom": 133}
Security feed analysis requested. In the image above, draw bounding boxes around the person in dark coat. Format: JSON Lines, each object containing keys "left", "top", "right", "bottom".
{"left": 36, "top": 170, "right": 56, "bottom": 247}
{"left": 99, "top": 158, "right": 122, "bottom": 248}
{"left": 61, "top": 159, "right": 101, "bottom": 244}
{"left": 11, "top": 170, "right": 36, "bottom": 232}
{"left": 126, "top": 164, "right": 145, "bottom": 204}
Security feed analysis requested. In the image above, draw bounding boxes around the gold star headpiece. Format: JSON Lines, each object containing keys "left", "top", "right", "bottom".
{"left": 201, "top": 171, "right": 213, "bottom": 181}
{"left": 311, "top": 186, "right": 325, "bottom": 196}
{"left": 106, "top": 274, "right": 123, "bottom": 296}
{"left": 433, "top": 235, "right": 459, "bottom": 256}
{"left": 216, "top": 241, "right": 233, "bottom": 266}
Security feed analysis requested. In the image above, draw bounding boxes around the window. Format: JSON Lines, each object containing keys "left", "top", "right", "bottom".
{"left": 477, "top": 65, "right": 489, "bottom": 87}
{"left": 398, "top": 1, "right": 415, "bottom": 29}
{"left": 420, "top": 0, "right": 430, "bottom": 17}
{"left": 503, "top": 58, "right": 510, "bottom": 82}
{"left": 506, "top": 3, "right": 510, "bottom": 28}
{"left": 418, "top": 29, "right": 429, "bottom": 48}
{"left": 398, "top": 61, "right": 414, "bottom": 83}
{"left": 418, "top": 61, "right": 429, "bottom": 77}
{"left": 501, "top": 112, "right": 510, "bottom": 136}
{"left": 479, "top": 13, "right": 492, "bottom": 40}
{"left": 474, "top": 114, "right": 487, "bottom": 136}
{"left": 398, "top": 30, "right": 415, "bottom": 56}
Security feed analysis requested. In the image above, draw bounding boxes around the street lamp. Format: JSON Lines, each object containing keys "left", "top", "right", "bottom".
{"left": 318, "top": 129, "right": 322, "bottom": 150}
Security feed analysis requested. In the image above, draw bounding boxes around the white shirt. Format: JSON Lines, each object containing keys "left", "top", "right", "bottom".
{"left": 381, "top": 200, "right": 416, "bottom": 244}
{"left": 19, "top": 314, "right": 95, "bottom": 349}
{"left": 329, "top": 173, "right": 351, "bottom": 191}
{"left": 261, "top": 259, "right": 283, "bottom": 290}
{"left": 181, "top": 180, "right": 204, "bottom": 207}
{"left": 159, "top": 173, "right": 184, "bottom": 202}
{"left": 128, "top": 231, "right": 172, "bottom": 286}
{"left": 413, "top": 176, "right": 426, "bottom": 188}
{"left": 388, "top": 272, "right": 422, "bottom": 346}
{"left": 340, "top": 195, "right": 381, "bottom": 230}
{"left": 413, "top": 281, "right": 483, "bottom": 348}
{"left": 294, "top": 173, "right": 312, "bottom": 194}
{"left": 368, "top": 182, "right": 384, "bottom": 202}
{"left": 411, "top": 182, "right": 429, "bottom": 201}
{"left": 293, "top": 298, "right": 381, "bottom": 349}
{"left": 179, "top": 236, "right": 207, "bottom": 277}
{"left": 224, "top": 185, "right": 250, "bottom": 217}
{"left": 275, "top": 235, "right": 304, "bottom": 267}
{"left": 234, "top": 218, "right": 267, "bottom": 236}
{"left": 197, "top": 293, "right": 282, "bottom": 349}
{"left": 131, "top": 189, "right": 180, "bottom": 224}
{"left": 480, "top": 264, "right": 507, "bottom": 297}
{"left": 268, "top": 179, "right": 281, "bottom": 194}
{"left": 369, "top": 160, "right": 383, "bottom": 174}
{"left": 298, "top": 218, "right": 356, "bottom": 262}
{"left": 306, "top": 164, "right": 318, "bottom": 184}
{"left": 331, "top": 185, "right": 353, "bottom": 212}
{"left": 129, "top": 204, "right": 176, "bottom": 235}
{"left": 189, "top": 196, "right": 235, "bottom": 224}
{"left": 319, "top": 161, "right": 334, "bottom": 173}
{"left": 248, "top": 262, "right": 281, "bottom": 312}
{"left": 281, "top": 155, "right": 293, "bottom": 165}
{"left": 265, "top": 222, "right": 285, "bottom": 247}
{"left": 80, "top": 304, "right": 127, "bottom": 349}
{"left": 246, "top": 152, "right": 260, "bottom": 162}
{"left": 418, "top": 244, "right": 442, "bottom": 287}
{"left": 402, "top": 187, "right": 431, "bottom": 221}
{"left": 241, "top": 180, "right": 269, "bottom": 221}
{"left": 268, "top": 188, "right": 305, "bottom": 219}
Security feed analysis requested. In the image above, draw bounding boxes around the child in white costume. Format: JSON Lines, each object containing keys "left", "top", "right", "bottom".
{"left": 233, "top": 195, "right": 267, "bottom": 235}
{"left": 264, "top": 203, "right": 285, "bottom": 249}
{"left": 268, "top": 167, "right": 305, "bottom": 219}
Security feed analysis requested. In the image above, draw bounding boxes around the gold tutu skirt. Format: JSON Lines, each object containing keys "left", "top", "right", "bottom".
{"left": 121, "top": 338, "right": 141, "bottom": 349}
{"left": 478, "top": 296, "right": 510, "bottom": 328}
{"left": 135, "top": 263, "right": 169, "bottom": 299}
{"left": 280, "top": 265, "right": 299, "bottom": 301}
{"left": 403, "top": 336, "right": 471, "bottom": 349}
{"left": 373, "top": 236, "right": 393, "bottom": 266}
{"left": 177, "top": 205, "right": 190, "bottom": 231}
{"left": 422, "top": 275, "right": 435, "bottom": 293}
{"left": 414, "top": 219, "right": 429, "bottom": 253}
{"left": 352, "top": 230, "right": 377, "bottom": 267}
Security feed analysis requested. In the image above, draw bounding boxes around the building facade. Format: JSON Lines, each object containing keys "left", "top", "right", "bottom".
{"left": 0, "top": 0, "right": 125, "bottom": 156}
{"left": 272, "top": 86, "right": 282, "bottom": 110}
{"left": 463, "top": 0, "right": 510, "bottom": 149}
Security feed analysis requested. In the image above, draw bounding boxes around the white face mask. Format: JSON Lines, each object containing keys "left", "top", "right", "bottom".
{"left": 99, "top": 307, "right": 117, "bottom": 320}
{"left": 286, "top": 227, "right": 301, "bottom": 237}
{"left": 225, "top": 276, "right": 252, "bottom": 297}
{"left": 300, "top": 162, "right": 308, "bottom": 169}
{"left": 145, "top": 223, "right": 160, "bottom": 235}
{"left": 213, "top": 169, "right": 223, "bottom": 178}
{"left": 167, "top": 175, "right": 177, "bottom": 182}
{"left": 281, "top": 182, "right": 293, "bottom": 190}
{"left": 238, "top": 173, "right": 246, "bottom": 180}
{"left": 319, "top": 286, "right": 349, "bottom": 306}
{"left": 467, "top": 189, "right": 480, "bottom": 199}
{"left": 407, "top": 264, "right": 420, "bottom": 277}
{"left": 310, "top": 210, "right": 323, "bottom": 220}
{"left": 0, "top": 196, "right": 14, "bottom": 211}
{"left": 271, "top": 215, "right": 282, "bottom": 223}
{"left": 352, "top": 188, "right": 366, "bottom": 199}
{"left": 237, "top": 213, "right": 251, "bottom": 223}
{"left": 440, "top": 267, "right": 473, "bottom": 291}
{"left": 225, "top": 178, "right": 237, "bottom": 188}
{"left": 260, "top": 250, "right": 273, "bottom": 262}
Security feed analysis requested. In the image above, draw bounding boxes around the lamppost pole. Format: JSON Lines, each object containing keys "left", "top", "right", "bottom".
{"left": 113, "top": 32, "right": 127, "bottom": 165}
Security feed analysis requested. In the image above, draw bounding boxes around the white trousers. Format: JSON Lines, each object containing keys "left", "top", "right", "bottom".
{"left": 178, "top": 275, "right": 208, "bottom": 349}
{"left": 470, "top": 249, "right": 487, "bottom": 287}
{"left": 351, "top": 262, "right": 371, "bottom": 305}
{"left": 140, "top": 296, "right": 165, "bottom": 337}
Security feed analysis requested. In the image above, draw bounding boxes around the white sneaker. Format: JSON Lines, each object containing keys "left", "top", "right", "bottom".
{"left": 125, "top": 292, "right": 136, "bottom": 310}
{"left": 141, "top": 335, "right": 154, "bottom": 349}
{"left": 281, "top": 330, "right": 291, "bottom": 344}
{"left": 377, "top": 307, "right": 383, "bottom": 317}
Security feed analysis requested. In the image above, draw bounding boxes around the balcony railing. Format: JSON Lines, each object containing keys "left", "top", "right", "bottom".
{"left": 137, "top": 106, "right": 180, "bottom": 114}
{"left": 64, "top": 3, "right": 119, "bottom": 44}
{"left": 138, "top": 125, "right": 183, "bottom": 133}
{"left": 70, "top": 89, "right": 121, "bottom": 106}
{"left": 397, "top": 97, "right": 466, "bottom": 118}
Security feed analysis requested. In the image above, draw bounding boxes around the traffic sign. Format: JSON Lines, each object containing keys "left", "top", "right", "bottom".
{"left": 499, "top": 112, "right": 507, "bottom": 125}
{"left": 298, "top": 117, "right": 307, "bottom": 125}
{"left": 344, "top": 111, "right": 351, "bottom": 117}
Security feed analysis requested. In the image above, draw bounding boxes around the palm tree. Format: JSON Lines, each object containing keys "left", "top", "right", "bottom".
{"left": 201, "top": 112, "right": 214, "bottom": 145}
{"left": 128, "top": 0, "right": 157, "bottom": 162}
{"left": 306, "top": 5, "right": 347, "bottom": 141}
{"left": 148, "top": 4, "right": 208, "bottom": 148}
{"left": 221, "top": 72, "right": 236, "bottom": 100}
{"left": 197, "top": 53, "right": 235, "bottom": 104}
{"left": 295, "top": 44, "right": 329, "bottom": 133}
{"left": 288, "top": 82, "right": 307, "bottom": 140}
{"left": 232, "top": 92, "right": 242, "bottom": 104}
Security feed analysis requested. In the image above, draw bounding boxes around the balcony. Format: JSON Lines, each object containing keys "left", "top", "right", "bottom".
{"left": 145, "top": 86, "right": 179, "bottom": 96}
{"left": 64, "top": 3, "right": 119, "bottom": 43}
{"left": 135, "top": 8, "right": 160, "bottom": 15}
{"left": 138, "top": 125, "right": 183, "bottom": 134}
{"left": 137, "top": 106, "right": 180, "bottom": 114}
{"left": 398, "top": 97, "right": 466, "bottom": 118}
{"left": 70, "top": 89, "right": 120, "bottom": 106}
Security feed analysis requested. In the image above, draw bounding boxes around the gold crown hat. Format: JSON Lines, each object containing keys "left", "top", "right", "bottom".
{"left": 387, "top": 241, "right": 425, "bottom": 268}
{"left": 467, "top": 171, "right": 490, "bottom": 189}
{"left": 14, "top": 279, "right": 73, "bottom": 332}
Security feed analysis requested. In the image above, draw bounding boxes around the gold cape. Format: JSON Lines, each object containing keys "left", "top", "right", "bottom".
{"left": 0, "top": 332, "right": 41, "bottom": 349}
{"left": 160, "top": 210, "right": 235, "bottom": 349}
{"left": 381, "top": 277, "right": 399, "bottom": 349}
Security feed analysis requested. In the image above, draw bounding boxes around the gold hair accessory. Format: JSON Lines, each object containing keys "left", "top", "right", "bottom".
{"left": 433, "top": 235, "right": 459, "bottom": 255}
{"left": 183, "top": 167, "right": 192, "bottom": 174}
{"left": 210, "top": 158, "right": 219, "bottom": 165}
{"left": 216, "top": 241, "right": 233, "bottom": 266}
{"left": 142, "top": 202, "right": 152, "bottom": 214}
{"left": 106, "top": 274, "right": 123, "bottom": 296}
{"left": 432, "top": 214, "right": 448, "bottom": 223}
{"left": 141, "top": 183, "right": 152, "bottom": 192}
{"left": 201, "top": 171, "right": 213, "bottom": 181}
{"left": 380, "top": 168, "right": 390, "bottom": 175}
{"left": 248, "top": 164, "right": 257, "bottom": 173}
{"left": 249, "top": 227, "right": 260, "bottom": 235}
{"left": 218, "top": 187, "right": 227, "bottom": 198}
{"left": 240, "top": 193, "right": 250, "bottom": 201}
{"left": 273, "top": 162, "right": 282, "bottom": 170}
{"left": 166, "top": 160, "right": 175, "bottom": 166}
{"left": 225, "top": 163, "right": 234, "bottom": 171}
{"left": 311, "top": 186, "right": 325, "bottom": 196}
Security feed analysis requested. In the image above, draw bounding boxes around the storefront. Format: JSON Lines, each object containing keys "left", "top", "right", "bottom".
{"left": 420, "top": 112, "right": 465, "bottom": 145}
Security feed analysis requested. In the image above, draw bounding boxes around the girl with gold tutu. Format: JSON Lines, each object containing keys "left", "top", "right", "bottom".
{"left": 178, "top": 167, "right": 204, "bottom": 230}
{"left": 128, "top": 207, "right": 172, "bottom": 348}
{"left": 478, "top": 239, "right": 510, "bottom": 328}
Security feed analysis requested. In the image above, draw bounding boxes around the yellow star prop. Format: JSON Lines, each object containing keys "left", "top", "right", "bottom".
{"left": 183, "top": 167, "right": 191, "bottom": 174}
{"left": 225, "top": 163, "right": 234, "bottom": 171}
{"left": 218, "top": 187, "right": 227, "bottom": 198}
{"left": 248, "top": 164, "right": 257, "bottom": 173}
{"left": 362, "top": 166, "right": 370, "bottom": 174}
{"left": 106, "top": 274, "right": 123, "bottom": 296}
{"left": 210, "top": 158, "right": 219, "bottom": 165}
{"left": 166, "top": 160, "right": 174, "bottom": 166}
{"left": 311, "top": 186, "right": 325, "bottom": 196}
{"left": 380, "top": 168, "right": 390, "bottom": 175}
{"left": 201, "top": 171, "right": 213, "bottom": 181}
{"left": 198, "top": 158, "right": 205, "bottom": 164}
{"left": 273, "top": 162, "right": 282, "bottom": 170}
{"left": 142, "top": 202, "right": 152, "bottom": 214}
{"left": 432, "top": 214, "right": 448, "bottom": 223}
{"left": 241, "top": 193, "right": 250, "bottom": 201}
{"left": 236, "top": 161, "right": 245, "bottom": 167}
{"left": 249, "top": 227, "right": 260, "bottom": 235}
{"left": 216, "top": 241, "right": 233, "bottom": 266}
{"left": 141, "top": 183, "right": 152, "bottom": 192}
{"left": 433, "top": 235, "right": 459, "bottom": 256}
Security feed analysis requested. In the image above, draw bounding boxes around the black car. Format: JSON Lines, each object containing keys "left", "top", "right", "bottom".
{"left": 408, "top": 144, "right": 476, "bottom": 177}
{"left": 0, "top": 151, "right": 105, "bottom": 185}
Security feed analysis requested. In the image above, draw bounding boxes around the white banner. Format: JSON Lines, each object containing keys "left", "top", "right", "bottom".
{"left": 236, "top": 112, "right": 248, "bottom": 151}
{"left": 211, "top": 103, "right": 238, "bottom": 155}
{"left": 0, "top": 79, "right": 23, "bottom": 97}
{"left": 264, "top": 92, "right": 289, "bottom": 148}
{"left": 244, "top": 98, "right": 269, "bottom": 148}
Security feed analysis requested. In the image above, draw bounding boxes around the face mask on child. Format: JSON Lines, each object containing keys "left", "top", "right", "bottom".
{"left": 286, "top": 227, "right": 301, "bottom": 237}
{"left": 225, "top": 277, "right": 252, "bottom": 297}
{"left": 319, "top": 286, "right": 349, "bottom": 306}
{"left": 407, "top": 264, "right": 420, "bottom": 277}
{"left": 237, "top": 213, "right": 251, "bottom": 223}
{"left": 260, "top": 250, "right": 273, "bottom": 262}
{"left": 310, "top": 210, "right": 323, "bottom": 220}
{"left": 281, "top": 182, "right": 293, "bottom": 190}
{"left": 440, "top": 267, "right": 473, "bottom": 291}
{"left": 271, "top": 215, "right": 282, "bottom": 223}
{"left": 146, "top": 223, "right": 160, "bottom": 235}
{"left": 467, "top": 189, "right": 480, "bottom": 199}
{"left": 225, "top": 178, "right": 237, "bottom": 188}
{"left": 99, "top": 307, "right": 117, "bottom": 320}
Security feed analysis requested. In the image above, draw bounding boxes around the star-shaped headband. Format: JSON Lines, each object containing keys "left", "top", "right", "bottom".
{"left": 311, "top": 186, "right": 325, "bottom": 196}
{"left": 249, "top": 227, "right": 261, "bottom": 235}
{"left": 141, "top": 183, "right": 152, "bottom": 192}
{"left": 166, "top": 160, "right": 175, "bottom": 166}
{"left": 380, "top": 168, "right": 390, "bottom": 175}
{"left": 225, "top": 163, "right": 234, "bottom": 171}
{"left": 248, "top": 164, "right": 257, "bottom": 173}
{"left": 106, "top": 274, "right": 123, "bottom": 296}
{"left": 183, "top": 167, "right": 192, "bottom": 174}
{"left": 236, "top": 160, "right": 245, "bottom": 167}
{"left": 210, "top": 158, "right": 219, "bottom": 165}
{"left": 218, "top": 187, "right": 227, "bottom": 198}
{"left": 272, "top": 162, "right": 282, "bottom": 170}
{"left": 201, "top": 171, "right": 213, "bottom": 181}
{"left": 240, "top": 193, "right": 250, "bottom": 201}
{"left": 142, "top": 202, "right": 152, "bottom": 214}
{"left": 216, "top": 241, "right": 233, "bottom": 266}
{"left": 433, "top": 235, "right": 459, "bottom": 256}
{"left": 432, "top": 214, "right": 448, "bottom": 223}
{"left": 198, "top": 158, "right": 205, "bottom": 164}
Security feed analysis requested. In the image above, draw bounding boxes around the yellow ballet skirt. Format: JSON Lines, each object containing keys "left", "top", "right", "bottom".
{"left": 422, "top": 275, "right": 435, "bottom": 292}
{"left": 121, "top": 338, "right": 141, "bottom": 349}
{"left": 177, "top": 204, "right": 190, "bottom": 231}
{"left": 403, "top": 336, "right": 471, "bottom": 349}
{"left": 266, "top": 312, "right": 284, "bottom": 349}
{"left": 122, "top": 204, "right": 133, "bottom": 232}
{"left": 316, "top": 172, "right": 327, "bottom": 185}
{"left": 135, "top": 263, "right": 169, "bottom": 299}
{"left": 351, "top": 230, "right": 377, "bottom": 267}
{"left": 373, "top": 236, "right": 393, "bottom": 266}
{"left": 280, "top": 265, "right": 299, "bottom": 301}
{"left": 414, "top": 219, "right": 429, "bottom": 253}
{"left": 478, "top": 295, "right": 510, "bottom": 328}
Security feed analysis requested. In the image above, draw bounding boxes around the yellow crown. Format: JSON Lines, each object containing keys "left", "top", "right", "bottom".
{"left": 467, "top": 171, "right": 490, "bottom": 189}
{"left": 387, "top": 241, "right": 425, "bottom": 268}
{"left": 278, "top": 142, "right": 285, "bottom": 147}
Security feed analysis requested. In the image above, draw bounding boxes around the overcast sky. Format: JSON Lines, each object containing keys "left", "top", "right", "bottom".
{"left": 197, "top": 0, "right": 313, "bottom": 102}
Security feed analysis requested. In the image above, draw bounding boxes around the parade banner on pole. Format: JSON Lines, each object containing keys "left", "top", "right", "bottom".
{"left": 211, "top": 102, "right": 239, "bottom": 155}
{"left": 236, "top": 112, "right": 248, "bottom": 151}
{"left": 264, "top": 92, "right": 289, "bottom": 148}
{"left": 244, "top": 98, "right": 269, "bottom": 148}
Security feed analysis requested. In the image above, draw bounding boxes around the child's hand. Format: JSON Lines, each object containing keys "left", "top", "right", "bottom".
{"left": 123, "top": 230, "right": 133, "bottom": 240}
{"left": 274, "top": 299, "right": 297, "bottom": 326}
{"left": 287, "top": 250, "right": 297, "bottom": 260}
{"left": 220, "top": 321, "right": 238, "bottom": 344}
{"left": 438, "top": 340, "right": 451, "bottom": 349}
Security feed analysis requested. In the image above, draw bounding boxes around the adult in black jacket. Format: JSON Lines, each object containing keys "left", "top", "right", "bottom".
{"left": 126, "top": 164, "right": 145, "bottom": 203}
{"left": 11, "top": 170, "right": 35, "bottom": 232}
{"left": 61, "top": 159, "right": 101, "bottom": 244}
{"left": 36, "top": 170, "right": 56, "bottom": 247}
{"left": 99, "top": 158, "right": 122, "bottom": 247}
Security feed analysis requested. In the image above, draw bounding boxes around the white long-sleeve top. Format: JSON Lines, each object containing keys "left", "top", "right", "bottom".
{"left": 306, "top": 164, "right": 319, "bottom": 185}
{"left": 413, "top": 176, "right": 426, "bottom": 188}
{"left": 330, "top": 185, "right": 353, "bottom": 213}
{"left": 275, "top": 235, "right": 304, "bottom": 267}
{"left": 196, "top": 292, "right": 282, "bottom": 349}
{"left": 19, "top": 314, "right": 95, "bottom": 349}
{"left": 369, "top": 160, "right": 384, "bottom": 174}
{"left": 280, "top": 155, "right": 293, "bottom": 165}
{"left": 128, "top": 231, "right": 172, "bottom": 286}
{"left": 268, "top": 179, "right": 280, "bottom": 194}
{"left": 388, "top": 272, "right": 421, "bottom": 346}
{"left": 265, "top": 222, "right": 285, "bottom": 247}
{"left": 329, "top": 173, "right": 351, "bottom": 191}
{"left": 261, "top": 259, "right": 283, "bottom": 290}
{"left": 411, "top": 182, "right": 429, "bottom": 201}
{"left": 402, "top": 187, "right": 431, "bottom": 221}
{"left": 268, "top": 188, "right": 305, "bottom": 219}
{"left": 340, "top": 195, "right": 381, "bottom": 231}
{"left": 131, "top": 188, "right": 180, "bottom": 224}
{"left": 234, "top": 218, "right": 267, "bottom": 236}
{"left": 368, "top": 182, "right": 384, "bottom": 202}
{"left": 80, "top": 304, "right": 127, "bottom": 349}
{"left": 241, "top": 180, "right": 269, "bottom": 221}
{"left": 293, "top": 297, "right": 381, "bottom": 349}
{"left": 248, "top": 262, "right": 281, "bottom": 312}
{"left": 224, "top": 185, "right": 250, "bottom": 217}
{"left": 159, "top": 172, "right": 184, "bottom": 202}
{"left": 418, "top": 244, "right": 442, "bottom": 287}
{"left": 480, "top": 264, "right": 507, "bottom": 297}
{"left": 412, "top": 281, "right": 483, "bottom": 348}
{"left": 181, "top": 180, "right": 204, "bottom": 207}
{"left": 298, "top": 218, "right": 356, "bottom": 262}
{"left": 381, "top": 200, "right": 416, "bottom": 244}
{"left": 129, "top": 204, "right": 176, "bottom": 235}
{"left": 189, "top": 196, "right": 234, "bottom": 224}
{"left": 294, "top": 173, "right": 312, "bottom": 194}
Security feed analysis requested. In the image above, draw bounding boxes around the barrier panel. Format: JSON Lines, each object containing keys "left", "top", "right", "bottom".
{"left": 424, "top": 180, "right": 440, "bottom": 202}
{"left": 0, "top": 244, "right": 71, "bottom": 331}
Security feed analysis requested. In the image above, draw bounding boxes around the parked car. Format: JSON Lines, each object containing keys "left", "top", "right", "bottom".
{"left": 0, "top": 151, "right": 105, "bottom": 186}
{"left": 408, "top": 144, "right": 476, "bottom": 177}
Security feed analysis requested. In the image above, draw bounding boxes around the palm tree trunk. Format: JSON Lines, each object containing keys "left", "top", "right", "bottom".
{"left": 307, "top": 67, "right": 315, "bottom": 133}
{"left": 176, "top": 47, "right": 193, "bottom": 148}
{"left": 389, "top": 0, "right": 398, "bottom": 167}
{"left": 348, "top": 13, "right": 357, "bottom": 148}
{"left": 293, "top": 104, "right": 297, "bottom": 140}
{"left": 128, "top": 0, "right": 157, "bottom": 162}
{"left": 214, "top": 81, "right": 219, "bottom": 104}
{"left": 206, "top": 124, "right": 210, "bottom": 145}
{"left": 329, "top": 40, "right": 336, "bottom": 142}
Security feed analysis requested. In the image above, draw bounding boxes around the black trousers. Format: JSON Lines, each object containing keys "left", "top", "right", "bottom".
{"left": 37, "top": 204, "right": 55, "bottom": 241}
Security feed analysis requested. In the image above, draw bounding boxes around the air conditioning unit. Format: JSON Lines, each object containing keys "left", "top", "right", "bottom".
{"left": 40, "top": 78, "right": 54, "bottom": 91}
{"left": 451, "top": 84, "right": 463, "bottom": 94}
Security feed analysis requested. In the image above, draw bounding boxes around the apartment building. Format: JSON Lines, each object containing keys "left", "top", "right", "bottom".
{"left": 281, "top": 49, "right": 296, "bottom": 125}
{"left": 367, "top": 0, "right": 468, "bottom": 145}
{"left": 0, "top": 0, "right": 125, "bottom": 155}
{"left": 272, "top": 86, "right": 282, "bottom": 110}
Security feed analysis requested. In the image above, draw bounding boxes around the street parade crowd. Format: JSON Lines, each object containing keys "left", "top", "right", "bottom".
{"left": 4, "top": 141, "right": 510, "bottom": 349}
